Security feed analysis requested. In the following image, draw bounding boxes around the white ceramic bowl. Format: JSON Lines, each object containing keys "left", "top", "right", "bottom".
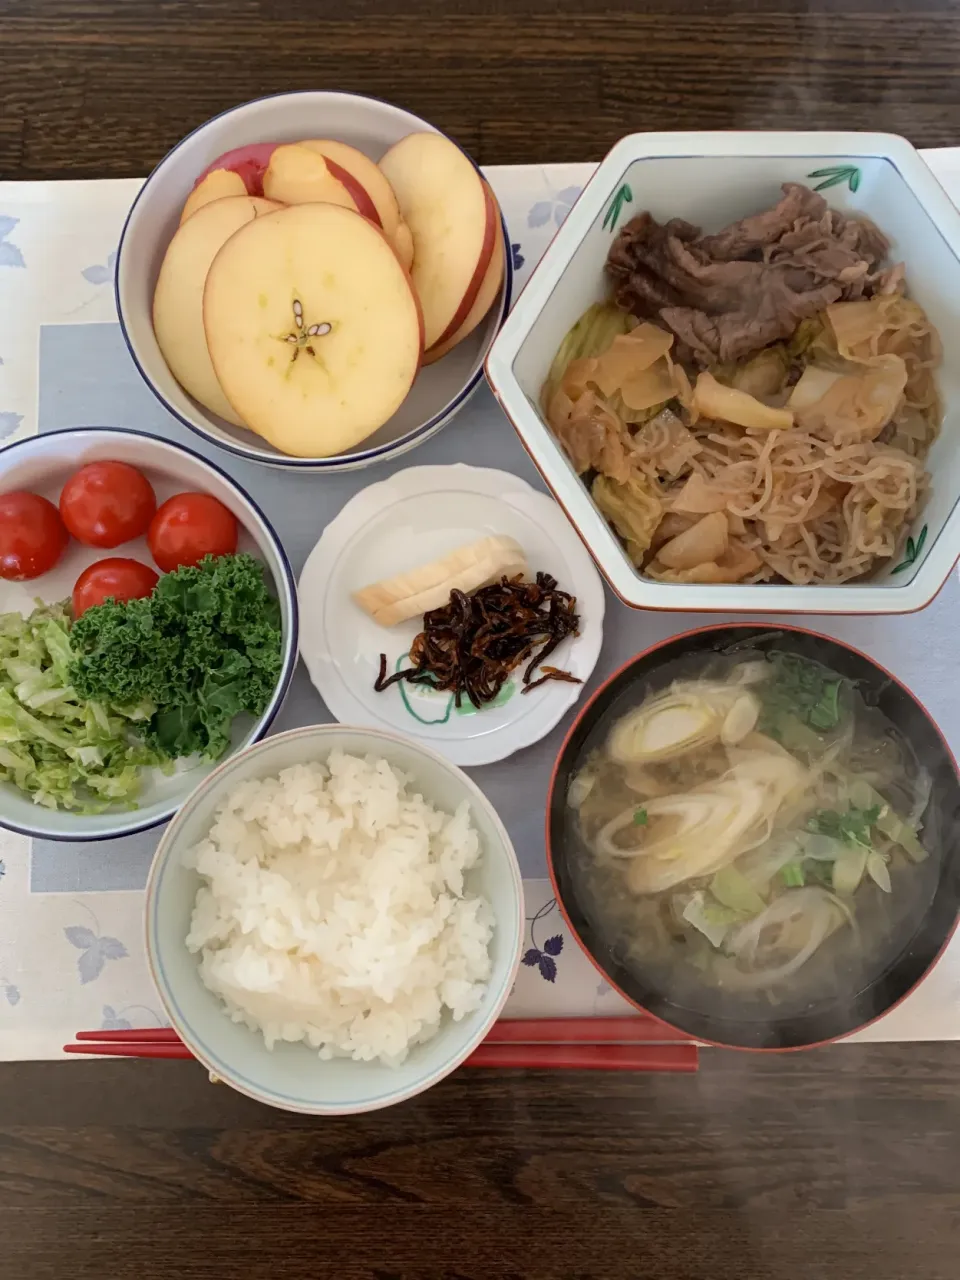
{"left": 486, "top": 131, "right": 960, "bottom": 614}
{"left": 0, "top": 427, "right": 298, "bottom": 842}
{"left": 117, "top": 91, "right": 512, "bottom": 474}
{"left": 145, "top": 723, "right": 524, "bottom": 1115}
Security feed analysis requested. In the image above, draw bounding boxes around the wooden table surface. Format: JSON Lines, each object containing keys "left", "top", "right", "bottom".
{"left": 2, "top": 1, "right": 960, "bottom": 1277}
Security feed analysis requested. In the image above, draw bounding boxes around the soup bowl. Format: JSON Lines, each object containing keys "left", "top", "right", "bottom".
{"left": 546, "top": 623, "right": 960, "bottom": 1050}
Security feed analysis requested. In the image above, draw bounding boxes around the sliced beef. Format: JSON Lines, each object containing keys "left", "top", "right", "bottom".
{"left": 661, "top": 277, "right": 844, "bottom": 366}
{"left": 606, "top": 183, "right": 898, "bottom": 366}
{"left": 698, "top": 183, "right": 828, "bottom": 260}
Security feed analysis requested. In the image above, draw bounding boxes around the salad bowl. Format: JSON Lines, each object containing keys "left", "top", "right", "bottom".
{"left": 0, "top": 427, "right": 298, "bottom": 842}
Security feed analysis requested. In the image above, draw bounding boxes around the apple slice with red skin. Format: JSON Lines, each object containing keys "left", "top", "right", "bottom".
{"left": 298, "top": 139, "right": 412, "bottom": 266}
{"left": 202, "top": 203, "right": 423, "bottom": 458}
{"left": 379, "top": 133, "right": 496, "bottom": 350}
{"left": 428, "top": 181, "right": 498, "bottom": 350}
{"left": 422, "top": 206, "right": 505, "bottom": 364}
{"left": 153, "top": 195, "right": 281, "bottom": 424}
{"left": 301, "top": 140, "right": 400, "bottom": 230}
{"left": 262, "top": 144, "right": 382, "bottom": 227}
{"left": 180, "top": 168, "right": 248, "bottom": 224}
{"left": 323, "top": 154, "right": 382, "bottom": 226}
{"left": 193, "top": 142, "right": 279, "bottom": 198}
{"left": 188, "top": 140, "right": 415, "bottom": 263}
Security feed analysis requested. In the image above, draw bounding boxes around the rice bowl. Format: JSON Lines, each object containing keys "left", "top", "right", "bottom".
{"left": 146, "top": 724, "right": 524, "bottom": 1114}
{"left": 185, "top": 751, "right": 494, "bottom": 1065}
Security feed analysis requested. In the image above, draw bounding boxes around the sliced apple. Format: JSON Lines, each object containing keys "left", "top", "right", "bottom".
{"left": 379, "top": 132, "right": 496, "bottom": 349}
{"left": 300, "top": 140, "right": 396, "bottom": 224}
{"left": 262, "top": 143, "right": 382, "bottom": 226}
{"left": 429, "top": 181, "right": 500, "bottom": 350}
{"left": 180, "top": 168, "right": 248, "bottom": 224}
{"left": 153, "top": 195, "right": 281, "bottom": 425}
{"left": 422, "top": 196, "right": 505, "bottom": 364}
{"left": 203, "top": 203, "right": 423, "bottom": 458}
{"left": 393, "top": 219, "right": 415, "bottom": 272}
{"left": 299, "top": 138, "right": 415, "bottom": 260}
{"left": 193, "top": 142, "right": 278, "bottom": 197}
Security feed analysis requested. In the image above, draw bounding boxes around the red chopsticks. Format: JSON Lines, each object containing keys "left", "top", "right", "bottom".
{"left": 65, "top": 1017, "right": 697, "bottom": 1073}
{"left": 66, "top": 1040, "right": 193, "bottom": 1060}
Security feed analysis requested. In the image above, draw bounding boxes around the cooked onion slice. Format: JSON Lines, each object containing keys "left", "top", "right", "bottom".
{"left": 607, "top": 682, "right": 760, "bottom": 764}
{"left": 692, "top": 371, "right": 794, "bottom": 431}
{"left": 720, "top": 887, "right": 849, "bottom": 989}
{"left": 594, "top": 749, "right": 806, "bottom": 895}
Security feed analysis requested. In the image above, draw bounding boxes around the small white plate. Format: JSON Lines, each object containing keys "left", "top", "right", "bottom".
{"left": 298, "top": 464, "right": 605, "bottom": 765}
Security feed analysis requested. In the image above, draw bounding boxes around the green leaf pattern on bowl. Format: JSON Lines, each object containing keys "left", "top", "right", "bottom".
{"left": 603, "top": 183, "right": 633, "bottom": 232}
{"left": 807, "top": 165, "right": 861, "bottom": 193}
{"left": 891, "top": 524, "right": 928, "bottom": 575}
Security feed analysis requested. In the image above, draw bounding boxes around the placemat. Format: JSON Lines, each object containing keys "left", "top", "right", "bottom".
{"left": 2, "top": 157, "right": 959, "bottom": 1057}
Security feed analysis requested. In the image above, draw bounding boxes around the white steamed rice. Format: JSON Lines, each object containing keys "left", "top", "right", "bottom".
{"left": 184, "top": 750, "right": 493, "bottom": 1065}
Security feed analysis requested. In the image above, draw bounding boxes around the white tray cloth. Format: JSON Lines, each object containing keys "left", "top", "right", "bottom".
{"left": 1, "top": 156, "right": 959, "bottom": 1059}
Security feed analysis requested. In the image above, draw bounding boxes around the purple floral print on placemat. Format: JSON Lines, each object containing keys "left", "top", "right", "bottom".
{"left": 522, "top": 898, "right": 565, "bottom": 983}
{"left": 81, "top": 249, "right": 116, "bottom": 286}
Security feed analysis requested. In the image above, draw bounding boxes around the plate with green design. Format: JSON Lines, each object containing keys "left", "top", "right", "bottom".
{"left": 297, "top": 463, "right": 605, "bottom": 765}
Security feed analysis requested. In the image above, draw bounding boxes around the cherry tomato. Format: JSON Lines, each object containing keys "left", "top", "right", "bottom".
{"left": 148, "top": 492, "right": 238, "bottom": 572}
{"left": 72, "top": 558, "right": 159, "bottom": 618}
{"left": 0, "top": 491, "right": 69, "bottom": 581}
{"left": 60, "top": 461, "right": 156, "bottom": 548}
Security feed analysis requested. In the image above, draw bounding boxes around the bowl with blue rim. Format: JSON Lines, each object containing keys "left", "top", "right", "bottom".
{"left": 145, "top": 723, "right": 524, "bottom": 1114}
{"left": 0, "top": 426, "right": 297, "bottom": 842}
{"left": 116, "top": 91, "right": 512, "bottom": 473}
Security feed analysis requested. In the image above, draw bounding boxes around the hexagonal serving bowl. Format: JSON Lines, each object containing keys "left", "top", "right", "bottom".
{"left": 486, "top": 131, "right": 960, "bottom": 613}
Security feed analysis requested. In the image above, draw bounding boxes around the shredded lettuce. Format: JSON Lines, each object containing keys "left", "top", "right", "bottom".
{"left": 0, "top": 602, "right": 164, "bottom": 812}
